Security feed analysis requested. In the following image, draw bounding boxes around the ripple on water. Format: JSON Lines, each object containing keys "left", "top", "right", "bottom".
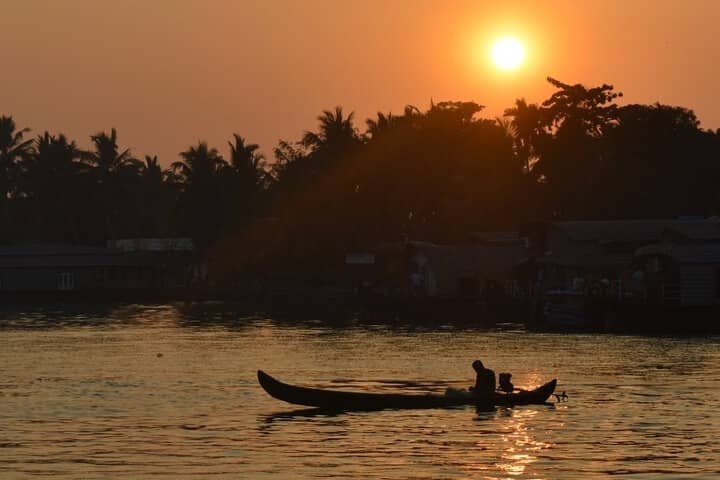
{"left": 1, "top": 307, "right": 720, "bottom": 479}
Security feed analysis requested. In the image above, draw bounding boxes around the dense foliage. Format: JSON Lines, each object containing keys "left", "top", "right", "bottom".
{"left": 2, "top": 77, "right": 719, "bottom": 275}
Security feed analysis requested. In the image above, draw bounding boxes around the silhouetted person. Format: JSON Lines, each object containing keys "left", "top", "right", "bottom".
{"left": 498, "top": 372, "right": 514, "bottom": 393}
{"left": 471, "top": 360, "right": 496, "bottom": 399}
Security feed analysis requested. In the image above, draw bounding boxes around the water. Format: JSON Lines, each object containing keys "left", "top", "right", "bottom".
{"left": 1, "top": 303, "right": 719, "bottom": 479}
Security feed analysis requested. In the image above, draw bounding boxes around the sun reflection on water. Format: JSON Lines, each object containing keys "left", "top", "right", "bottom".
{"left": 495, "top": 409, "right": 552, "bottom": 478}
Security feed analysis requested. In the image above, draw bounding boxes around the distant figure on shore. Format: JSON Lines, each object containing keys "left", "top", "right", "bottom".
{"left": 498, "top": 372, "right": 514, "bottom": 393}
{"left": 470, "top": 360, "right": 496, "bottom": 398}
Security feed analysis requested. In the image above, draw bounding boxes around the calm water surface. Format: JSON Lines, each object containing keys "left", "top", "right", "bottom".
{"left": 1, "top": 303, "right": 719, "bottom": 479}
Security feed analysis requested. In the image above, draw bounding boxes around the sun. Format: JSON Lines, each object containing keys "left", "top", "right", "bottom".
{"left": 491, "top": 37, "right": 525, "bottom": 70}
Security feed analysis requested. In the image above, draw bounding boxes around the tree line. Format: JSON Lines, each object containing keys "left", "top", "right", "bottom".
{"left": 2, "top": 77, "right": 720, "bottom": 278}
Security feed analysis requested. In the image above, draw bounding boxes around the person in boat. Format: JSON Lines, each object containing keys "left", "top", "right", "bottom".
{"left": 498, "top": 372, "right": 514, "bottom": 393}
{"left": 470, "top": 360, "right": 496, "bottom": 398}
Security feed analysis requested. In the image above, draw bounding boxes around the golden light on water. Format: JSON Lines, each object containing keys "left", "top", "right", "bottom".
{"left": 496, "top": 409, "right": 551, "bottom": 476}
{"left": 491, "top": 36, "right": 525, "bottom": 70}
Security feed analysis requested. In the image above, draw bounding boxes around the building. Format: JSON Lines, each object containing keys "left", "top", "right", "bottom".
{"left": 353, "top": 236, "right": 529, "bottom": 323}
{"left": 404, "top": 241, "right": 528, "bottom": 298}
{"left": 630, "top": 242, "right": 720, "bottom": 307}
{"left": 363, "top": 235, "right": 528, "bottom": 299}
{"left": 0, "top": 240, "right": 193, "bottom": 300}
{"left": 537, "top": 219, "right": 720, "bottom": 290}
{"left": 531, "top": 219, "right": 720, "bottom": 332}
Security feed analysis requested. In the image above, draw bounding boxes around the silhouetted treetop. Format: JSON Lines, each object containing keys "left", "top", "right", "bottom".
{"left": 228, "top": 133, "right": 268, "bottom": 190}
{"left": 140, "top": 155, "right": 165, "bottom": 184}
{"left": 0, "top": 116, "right": 32, "bottom": 160}
{"left": 301, "top": 106, "right": 360, "bottom": 152}
{"left": 1, "top": 77, "right": 719, "bottom": 263}
{"left": 366, "top": 112, "right": 396, "bottom": 139}
{"left": 427, "top": 100, "right": 485, "bottom": 124}
{"left": 543, "top": 77, "right": 622, "bottom": 136}
{"left": 83, "top": 128, "right": 140, "bottom": 175}
{"left": 504, "top": 98, "right": 546, "bottom": 175}
{"left": 172, "top": 142, "right": 226, "bottom": 184}
{"left": 0, "top": 116, "right": 33, "bottom": 204}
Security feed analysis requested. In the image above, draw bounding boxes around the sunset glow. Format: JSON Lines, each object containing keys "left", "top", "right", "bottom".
{"left": 2, "top": 2, "right": 720, "bottom": 478}
{"left": 491, "top": 37, "right": 525, "bottom": 70}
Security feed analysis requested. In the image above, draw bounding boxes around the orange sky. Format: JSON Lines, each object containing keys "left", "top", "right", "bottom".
{"left": 2, "top": 0, "right": 719, "bottom": 164}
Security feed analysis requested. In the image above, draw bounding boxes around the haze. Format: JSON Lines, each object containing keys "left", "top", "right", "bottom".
{"left": 2, "top": 0, "right": 719, "bottom": 163}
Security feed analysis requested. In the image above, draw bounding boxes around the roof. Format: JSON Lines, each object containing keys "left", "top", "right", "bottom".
{"left": 635, "top": 242, "right": 720, "bottom": 264}
{"left": 550, "top": 220, "right": 720, "bottom": 243}
{"left": 470, "top": 231, "right": 523, "bottom": 245}
{"left": 0, "top": 244, "right": 113, "bottom": 257}
{"left": 111, "top": 238, "right": 194, "bottom": 252}
{"left": 418, "top": 243, "right": 529, "bottom": 277}
{"left": 545, "top": 289, "right": 584, "bottom": 296}
{"left": 664, "top": 222, "right": 720, "bottom": 241}
{"left": 0, "top": 244, "right": 190, "bottom": 268}
{"left": 537, "top": 253, "right": 631, "bottom": 270}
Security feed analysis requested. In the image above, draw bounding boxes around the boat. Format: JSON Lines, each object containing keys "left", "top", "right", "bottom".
{"left": 257, "top": 370, "right": 557, "bottom": 411}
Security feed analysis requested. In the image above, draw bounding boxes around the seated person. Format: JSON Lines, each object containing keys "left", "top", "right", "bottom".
{"left": 498, "top": 373, "right": 514, "bottom": 393}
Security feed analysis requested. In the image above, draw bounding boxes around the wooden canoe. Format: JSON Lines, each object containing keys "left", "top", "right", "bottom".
{"left": 258, "top": 370, "right": 557, "bottom": 411}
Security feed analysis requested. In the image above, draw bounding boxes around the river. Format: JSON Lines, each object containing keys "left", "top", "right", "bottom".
{"left": 1, "top": 303, "right": 719, "bottom": 479}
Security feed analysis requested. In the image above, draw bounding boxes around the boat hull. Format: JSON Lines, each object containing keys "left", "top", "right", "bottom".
{"left": 258, "top": 370, "right": 557, "bottom": 411}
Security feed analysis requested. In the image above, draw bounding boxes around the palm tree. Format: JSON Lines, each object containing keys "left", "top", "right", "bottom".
{"left": 21, "top": 132, "right": 84, "bottom": 240}
{"left": 138, "top": 155, "right": 176, "bottom": 237}
{"left": 0, "top": 115, "right": 32, "bottom": 163}
{"left": 403, "top": 105, "right": 421, "bottom": 117}
{"left": 172, "top": 142, "right": 225, "bottom": 185}
{"left": 365, "top": 112, "right": 396, "bottom": 139}
{"left": 504, "top": 98, "right": 546, "bottom": 175}
{"left": 141, "top": 155, "right": 164, "bottom": 184}
{"left": 83, "top": 128, "right": 141, "bottom": 177}
{"left": 225, "top": 134, "right": 271, "bottom": 233}
{"left": 495, "top": 116, "right": 515, "bottom": 138}
{"left": 228, "top": 134, "right": 267, "bottom": 190}
{"left": 301, "top": 106, "right": 360, "bottom": 152}
{"left": 0, "top": 116, "right": 33, "bottom": 234}
{"left": 82, "top": 128, "right": 141, "bottom": 239}
{"left": 173, "top": 142, "right": 228, "bottom": 250}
